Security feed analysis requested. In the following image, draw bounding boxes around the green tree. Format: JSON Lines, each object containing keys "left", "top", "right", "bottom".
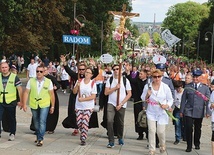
{"left": 162, "top": 1, "right": 209, "bottom": 57}
{"left": 152, "top": 32, "right": 164, "bottom": 47}
{"left": 138, "top": 32, "right": 150, "bottom": 47}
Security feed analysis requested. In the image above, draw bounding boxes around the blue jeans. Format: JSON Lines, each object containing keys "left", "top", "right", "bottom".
{"left": 96, "top": 83, "right": 103, "bottom": 96}
{"left": 173, "top": 107, "right": 182, "bottom": 141}
{"left": 0, "top": 104, "right": 16, "bottom": 135}
{"left": 31, "top": 107, "right": 49, "bottom": 141}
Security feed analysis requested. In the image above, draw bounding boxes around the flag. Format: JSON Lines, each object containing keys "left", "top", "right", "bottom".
{"left": 161, "top": 29, "right": 181, "bottom": 47}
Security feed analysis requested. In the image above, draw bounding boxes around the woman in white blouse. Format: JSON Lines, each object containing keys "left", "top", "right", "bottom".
{"left": 141, "top": 69, "right": 173, "bottom": 155}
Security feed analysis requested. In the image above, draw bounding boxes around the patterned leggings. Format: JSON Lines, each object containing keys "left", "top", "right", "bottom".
{"left": 76, "top": 109, "right": 92, "bottom": 141}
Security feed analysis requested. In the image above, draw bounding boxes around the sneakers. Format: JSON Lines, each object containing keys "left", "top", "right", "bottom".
{"left": 8, "top": 134, "right": 15, "bottom": 141}
{"left": 107, "top": 143, "right": 114, "bottom": 148}
{"left": 118, "top": 139, "right": 124, "bottom": 145}
{"left": 173, "top": 140, "right": 180, "bottom": 145}
{"left": 80, "top": 140, "right": 86, "bottom": 146}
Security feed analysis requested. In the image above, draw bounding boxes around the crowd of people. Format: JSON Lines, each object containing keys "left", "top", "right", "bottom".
{"left": 0, "top": 52, "right": 214, "bottom": 155}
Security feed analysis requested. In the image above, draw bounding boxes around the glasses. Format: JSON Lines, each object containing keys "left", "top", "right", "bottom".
{"left": 36, "top": 70, "right": 43, "bottom": 73}
{"left": 79, "top": 69, "right": 85, "bottom": 71}
{"left": 113, "top": 68, "right": 119, "bottom": 71}
{"left": 152, "top": 75, "right": 162, "bottom": 79}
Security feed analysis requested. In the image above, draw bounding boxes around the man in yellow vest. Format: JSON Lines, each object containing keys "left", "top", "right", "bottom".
{"left": 0, "top": 62, "right": 23, "bottom": 141}
{"left": 23, "top": 65, "right": 55, "bottom": 147}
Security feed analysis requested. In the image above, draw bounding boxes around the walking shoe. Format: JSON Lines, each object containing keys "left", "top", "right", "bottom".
{"left": 107, "top": 143, "right": 114, "bottom": 148}
{"left": 8, "top": 134, "right": 15, "bottom": 141}
{"left": 173, "top": 140, "right": 180, "bottom": 145}
{"left": 160, "top": 146, "right": 166, "bottom": 153}
{"left": 137, "top": 134, "right": 144, "bottom": 140}
{"left": 80, "top": 140, "right": 86, "bottom": 146}
{"left": 72, "top": 129, "right": 79, "bottom": 136}
{"left": 118, "top": 139, "right": 124, "bottom": 145}
{"left": 36, "top": 140, "right": 43, "bottom": 147}
{"left": 148, "top": 150, "right": 155, "bottom": 155}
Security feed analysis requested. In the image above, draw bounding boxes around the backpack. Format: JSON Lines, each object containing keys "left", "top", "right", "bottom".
{"left": 137, "top": 110, "right": 147, "bottom": 128}
{"left": 109, "top": 76, "right": 127, "bottom": 91}
{"left": 99, "top": 76, "right": 127, "bottom": 109}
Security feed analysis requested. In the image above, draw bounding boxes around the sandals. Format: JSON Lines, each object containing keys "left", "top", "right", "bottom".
{"left": 48, "top": 131, "right": 54, "bottom": 134}
{"left": 36, "top": 140, "right": 43, "bottom": 147}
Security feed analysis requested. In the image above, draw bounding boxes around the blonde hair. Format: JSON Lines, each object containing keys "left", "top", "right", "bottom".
{"left": 151, "top": 69, "right": 163, "bottom": 76}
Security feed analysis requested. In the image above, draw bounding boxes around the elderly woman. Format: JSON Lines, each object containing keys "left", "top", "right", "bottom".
{"left": 141, "top": 69, "right": 173, "bottom": 155}
{"left": 73, "top": 67, "right": 97, "bottom": 146}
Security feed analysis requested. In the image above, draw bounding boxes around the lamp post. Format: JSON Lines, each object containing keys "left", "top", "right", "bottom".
{"left": 101, "top": 21, "right": 103, "bottom": 56}
{"left": 72, "top": 0, "right": 78, "bottom": 56}
{"left": 70, "top": 14, "right": 86, "bottom": 62}
{"left": 205, "top": 23, "right": 214, "bottom": 64}
{"left": 197, "top": 31, "right": 200, "bottom": 60}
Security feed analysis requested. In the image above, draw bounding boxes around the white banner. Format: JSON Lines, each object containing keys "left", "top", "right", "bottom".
{"left": 161, "top": 29, "right": 181, "bottom": 47}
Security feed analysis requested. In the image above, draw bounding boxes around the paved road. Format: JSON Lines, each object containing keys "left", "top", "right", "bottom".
{"left": 0, "top": 78, "right": 212, "bottom": 155}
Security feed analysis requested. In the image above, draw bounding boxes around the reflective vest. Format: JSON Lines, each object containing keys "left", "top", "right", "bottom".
{"left": 0, "top": 73, "right": 17, "bottom": 104}
{"left": 29, "top": 77, "right": 51, "bottom": 109}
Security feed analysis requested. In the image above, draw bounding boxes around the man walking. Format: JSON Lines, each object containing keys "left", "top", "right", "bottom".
{"left": 23, "top": 65, "right": 55, "bottom": 146}
{"left": 0, "top": 62, "right": 22, "bottom": 141}
{"left": 105, "top": 64, "right": 132, "bottom": 148}
{"left": 180, "top": 69, "right": 211, "bottom": 152}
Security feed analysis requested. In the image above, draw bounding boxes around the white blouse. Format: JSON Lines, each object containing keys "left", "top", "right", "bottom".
{"left": 141, "top": 82, "right": 173, "bottom": 125}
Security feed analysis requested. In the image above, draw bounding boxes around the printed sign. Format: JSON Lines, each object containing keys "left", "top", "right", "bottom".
{"left": 100, "top": 54, "right": 113, "bottom": 64}
{"left": 152, "top": 54, "right": 166, "bottom": 64}
{"left": 62, "top": 35, "right": 91, "bottom": 45}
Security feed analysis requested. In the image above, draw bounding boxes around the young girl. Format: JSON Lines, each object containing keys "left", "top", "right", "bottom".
{"left": 172, "top": 81, "right": 184, "bottom": 145}
{"left": 73, "top": 67, "right": 97, "bottom": 145}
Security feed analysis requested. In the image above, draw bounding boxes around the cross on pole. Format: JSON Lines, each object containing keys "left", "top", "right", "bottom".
{"left": 108, "top": 4, "right": 139, "bottom": 106}
{"left": 109, "top": 4, "right": 139, "bottom": 45}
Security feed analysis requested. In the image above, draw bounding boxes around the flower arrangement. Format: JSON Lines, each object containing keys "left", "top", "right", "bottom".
{"left": 70, "top": 29, "right": 79, "bottom": 35}
{"left": 133, "top": 99, "right": 178, "bottom": 121}
{"left": 112, "top": 28, "right": 132, "bottom": 41}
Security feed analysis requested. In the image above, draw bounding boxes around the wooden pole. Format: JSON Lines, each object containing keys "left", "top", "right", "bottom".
{"left": 116, "top": 44, "right": 123, "bottom": 106}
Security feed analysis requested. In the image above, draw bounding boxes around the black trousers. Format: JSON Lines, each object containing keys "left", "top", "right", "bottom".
{"left": 185, "top": 116, "right": 203, "bottom": 149}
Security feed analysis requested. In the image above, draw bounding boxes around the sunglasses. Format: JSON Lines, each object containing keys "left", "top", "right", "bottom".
{"left": 152, "top": 75, "right": 162, "bottom": 79}
{"left": 79, "top": 69, "right": 85, "bottom": 71}
{"left": 113, "top": 68, "right": 119, "bottom": 71}
{"left": 36, "top": 70, "right": 43, "bottom": 73}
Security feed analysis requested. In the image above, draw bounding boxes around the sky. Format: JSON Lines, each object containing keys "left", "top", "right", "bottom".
{"left": 131, "top": 0, "right": 208, "bottom": 22}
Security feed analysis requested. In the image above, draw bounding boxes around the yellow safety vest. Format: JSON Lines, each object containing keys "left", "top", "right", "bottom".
{"left": 29, "top": 77, "right": 51, "bottom": 109}
{"left": 0, "top": 73, "right": 17, "bottom": 104}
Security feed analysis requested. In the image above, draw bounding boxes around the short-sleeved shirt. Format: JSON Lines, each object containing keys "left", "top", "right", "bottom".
{"left": 105, "top": 76, "right": 131, "bottom": 108}
{"left": 1, "top": 74, "right": 22, "bottom": 107}
{"left": 26, "top": 77, "right": 53, "bottom": 94}
{"left": 75, "top": 79, "right": 97, "bottom": 110}
{"left": 27, "top": 63, "right": 38, "bottom": 78}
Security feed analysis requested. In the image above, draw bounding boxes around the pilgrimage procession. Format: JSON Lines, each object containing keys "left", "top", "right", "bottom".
{"left": 0, "top": 0, "right": 214, "bottom": 155}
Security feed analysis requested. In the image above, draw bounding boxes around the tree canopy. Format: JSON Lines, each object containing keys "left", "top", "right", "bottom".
{"left": 0, "top": 0, "right": 139, "bottom": 59}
